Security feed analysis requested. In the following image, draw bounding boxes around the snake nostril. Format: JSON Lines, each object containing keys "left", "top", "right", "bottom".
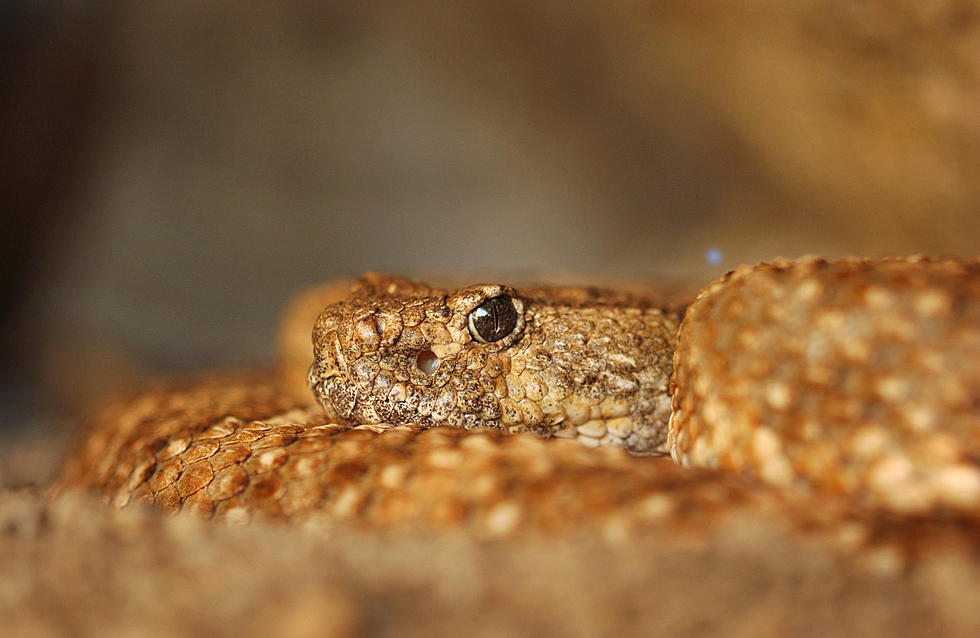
{"left": 416, "top": 349, "right": 439, "bottom": 375}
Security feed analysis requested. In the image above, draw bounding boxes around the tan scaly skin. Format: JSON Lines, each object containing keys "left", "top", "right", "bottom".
{"left": 55, "top": 257, "right": 980, "bottom": 564}
{"left": 308, "top": 273, "right": 680, "bottom": 454}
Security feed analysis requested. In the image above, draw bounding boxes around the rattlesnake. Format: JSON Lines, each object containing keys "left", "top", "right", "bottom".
{"left": 54, "top": 257, "right": 980, "bottom": 564}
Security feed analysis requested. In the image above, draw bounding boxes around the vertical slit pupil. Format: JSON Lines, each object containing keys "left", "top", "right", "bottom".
{"left": 469, "top": 295, "right": 517, "bottom": 343}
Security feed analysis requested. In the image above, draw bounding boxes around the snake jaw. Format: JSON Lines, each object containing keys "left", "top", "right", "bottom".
{"left": 325, "top": 376, "right": 357, "bottom": 420}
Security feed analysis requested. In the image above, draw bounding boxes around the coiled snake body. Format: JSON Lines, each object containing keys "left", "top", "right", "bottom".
{"left": 56, "top": 257, "right": 980, "bottom": 562}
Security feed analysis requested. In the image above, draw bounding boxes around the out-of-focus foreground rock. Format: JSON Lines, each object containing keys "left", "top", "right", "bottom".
{"left": 3, "top": 490, "right": 980, "bottom": 637}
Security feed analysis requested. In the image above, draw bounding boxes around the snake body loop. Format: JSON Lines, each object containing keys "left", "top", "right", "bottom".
{"left": 56, "top": 257, "right": 980, "bottom": 557}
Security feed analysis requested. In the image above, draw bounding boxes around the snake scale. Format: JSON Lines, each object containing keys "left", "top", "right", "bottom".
{"left": 55, "top": 257, "right": 980, "bottom": 565}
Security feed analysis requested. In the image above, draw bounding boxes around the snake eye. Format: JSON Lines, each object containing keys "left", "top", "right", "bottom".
{"left": 468, "top": 295, "right": 519, "bottom": 344}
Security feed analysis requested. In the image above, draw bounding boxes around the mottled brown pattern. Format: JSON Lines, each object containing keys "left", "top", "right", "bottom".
{"left": 671, "top": 257, "right": 980, "bottom": 513}
{"left": 54, "top": 257, "right": 980, "bottom": 569}
{"left": 52, "top": 371, "right": 980, "bottom": 569}
{"left": 309, "top": 274, "right": 679, "bottom": 453}
{"left": 59, "top": 373, "right": 790, "bottom": 537}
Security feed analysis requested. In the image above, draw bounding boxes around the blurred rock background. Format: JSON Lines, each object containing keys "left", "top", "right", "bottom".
{"left": 2, "top": 1, "right": 978, "bottom": 484}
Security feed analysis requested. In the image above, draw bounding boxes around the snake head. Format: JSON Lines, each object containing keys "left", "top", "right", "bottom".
{"left": 308, "top": 273, "right": 679, "bottom": 453}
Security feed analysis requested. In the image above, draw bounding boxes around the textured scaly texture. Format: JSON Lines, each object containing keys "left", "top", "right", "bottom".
{"left": 55, "top": 257, "right": 980, "bottom": 565}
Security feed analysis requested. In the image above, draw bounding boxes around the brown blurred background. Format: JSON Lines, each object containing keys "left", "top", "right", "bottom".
{"left": 2, "top": 1, "right": 978, "bottom": 483}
